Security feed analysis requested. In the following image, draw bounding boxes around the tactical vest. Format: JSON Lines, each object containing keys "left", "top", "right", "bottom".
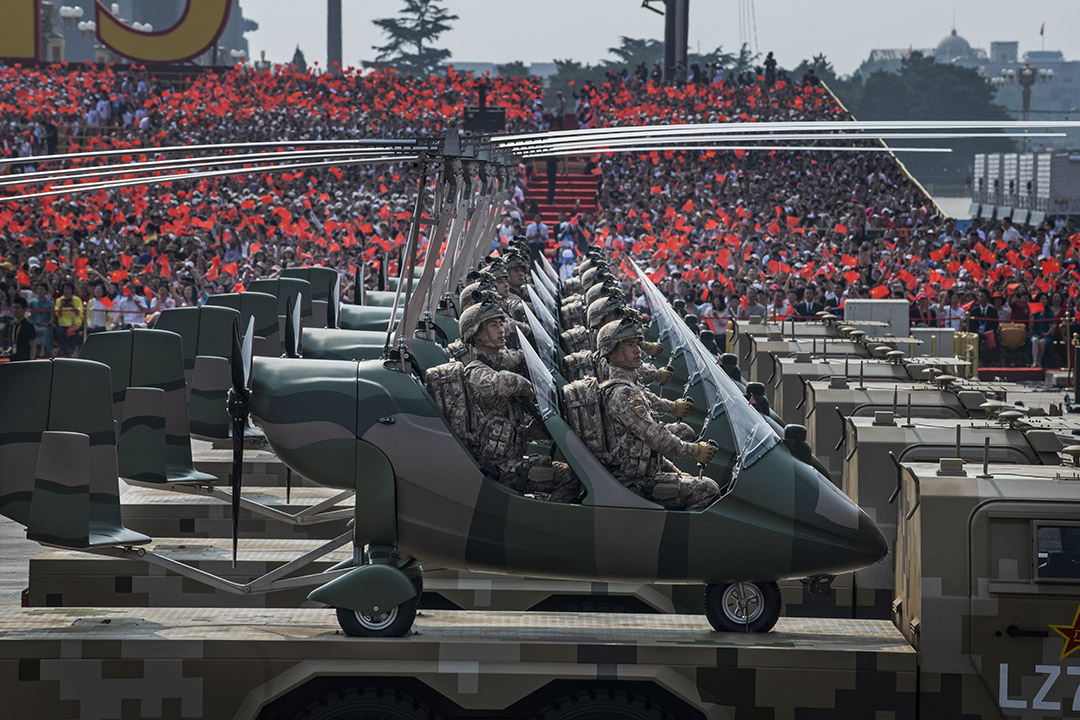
{"left": 561, "top": 349, "right": 597, "bottom": 382}
{"left": 560, "top": 298, "right": 586, "bottom": 329}
{"left": 561, "top": 326, "right": 591, "bottom": 355}
{"left": 425, "top": 361, "right": 473, "bottom": 443}
{"left": 600, "top": 377, "right": 659, "bottom": 480}
{"left": 562, "top": 377, "right": 608, "bottom": 462}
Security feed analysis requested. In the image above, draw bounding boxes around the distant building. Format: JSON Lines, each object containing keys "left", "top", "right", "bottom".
{"left": 858, "top": 27, "right": 1080, "bottom": 150}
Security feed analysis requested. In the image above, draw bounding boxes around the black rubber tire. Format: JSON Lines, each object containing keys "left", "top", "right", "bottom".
{"left": 297, "top": 685, "right": 440, "bottom": 720}
{"left": 704, "top": 581, "right": 782, "bottom": 633}
{"left": 335, "top": 599, "right": 417, "bottom": 638}
{"left": 536, "top": 688, "right": 673, "bottom": 720}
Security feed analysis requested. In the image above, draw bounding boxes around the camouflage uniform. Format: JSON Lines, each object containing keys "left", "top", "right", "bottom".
{"left": 595, "top": 356, "right": 695, "bottom": 440}
{"left": 464, "top": 352, "right": 579, "bottom": 503}
{"left": 600, "top": 364, "right": 719, "bottom": 510}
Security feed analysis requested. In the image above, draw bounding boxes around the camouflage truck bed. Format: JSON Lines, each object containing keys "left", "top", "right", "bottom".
{"left": 0, "top": 607, "right": 916, "bottom": 720}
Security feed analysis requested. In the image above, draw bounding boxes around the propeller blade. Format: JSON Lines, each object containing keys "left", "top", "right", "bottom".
{"left": 284, "top": 295, "right": 298, "bottom": 359}
{"left": 330, "top": 274, "right": 342, "bottom": 327}
{"left": 354, "top": 262, "right": 365, "bottom": 306}
{"left": 290, "top": 293, "right": 303, "bottom": 357}
{"left": 227, "top": 322, "right": 248, "bottom": 567}
{"left": 242, "top": 317, "right": 255, "bottom": 388}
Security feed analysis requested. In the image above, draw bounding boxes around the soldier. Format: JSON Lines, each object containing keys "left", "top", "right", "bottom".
{"left": 502, "top": 249, "right": 532, "bottom": 309}
{"left": 597, "top": 317, "right": 720, "bottom": 511}
{"left": 458, "top": 297, "right": 580, "bottom": 503}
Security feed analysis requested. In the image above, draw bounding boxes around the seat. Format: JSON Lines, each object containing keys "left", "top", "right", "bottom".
{"left": 281, "top": 266, "right": 339, "bottom": 327}
{"left": 999, "top": 322, "right": 1027, "bottom": 350}
{"left": 0, "top": 359, "right": 150, "bottom": 548}
{"left": 207, "top": 292, "right": 281, "bottom": 356}
{"left": 247, "top": 277, "right": 314, "bottom": 329}
{"left": 81, "top": 328, "right": 215, "bottom": 484}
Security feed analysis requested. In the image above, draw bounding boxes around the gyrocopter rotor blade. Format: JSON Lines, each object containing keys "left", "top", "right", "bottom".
{"left": 227, "top": 317, "right": 255, "bottom": 567}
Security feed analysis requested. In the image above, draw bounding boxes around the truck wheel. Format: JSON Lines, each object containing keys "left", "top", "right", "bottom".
{"left": 336, "top": 600, "right": 417, "bottom": 638}
{"left": 537, "top": 688, "right": 673, "bottom": 719}
{"left": 297, "top": 685, "right": 440, "bottom": 719}
{"left": 704, "top": 581, "right": 781, "bottom": 633}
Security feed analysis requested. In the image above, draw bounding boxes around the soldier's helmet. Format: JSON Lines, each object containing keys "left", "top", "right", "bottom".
{"left": 581, "top": 264, "right": 609, "bottom": 291}
{"left": 597, "top": 316, "right": 645, "bottom": 357}
{"left": 587, "top": 293, "right": 626, "bottom": 330}
{"left": 585, "top": 277, "right": 618, "bottom": 306}
{"left": 459, "top": 276, "right": 496, "bottom": 310}
{"left": 502, "top": 251, "right": 528, "bottom": 271}
{"left": 487, "top": 260, "right": 509, "bottom": 280}
{"left": 459, "top": 293, "right": 506, "bottom": 344}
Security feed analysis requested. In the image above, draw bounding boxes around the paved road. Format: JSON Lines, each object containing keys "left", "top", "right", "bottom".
{"left": 0, "top": 516, "right": 36, "bottom": 606}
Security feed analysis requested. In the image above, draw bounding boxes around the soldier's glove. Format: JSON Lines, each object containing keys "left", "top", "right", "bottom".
{"left": 523, "top": 386, "right": 536, "bottom": 400}
{"left": 643, "top": 341, "right": 664, "bottom": 357}
{"left": 671, "top": 397, "right": 693, "bottom": 419}
{"left": 691, "top": 442, "right": 718, "bottom": 464}
{"left": 655, "top": 367, "right": 673, "bottom": 384}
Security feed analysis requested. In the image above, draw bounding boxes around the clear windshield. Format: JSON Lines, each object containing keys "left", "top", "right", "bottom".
{"left": 522, "top": 299, "right": 559, "bottom": 374}
{"left": 527, "top": 285, "right": 559, "bottom": 335}
{"left": 632, "top": 262, "right": 778, "bottom": 470}
{"left": 517, "top": 326, "right": 559, "bottom": 420}
{"left": 539, "top": 254, "right": 562, "bottom": 288}
{"left": 531, "top": 269, "right": 559, "bottom": 315}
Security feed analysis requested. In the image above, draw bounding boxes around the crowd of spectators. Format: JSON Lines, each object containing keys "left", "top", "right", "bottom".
{"left": 0, "top": 60, "right": 1076, "bottom": 368}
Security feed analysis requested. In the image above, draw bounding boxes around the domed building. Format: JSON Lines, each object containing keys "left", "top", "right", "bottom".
{"left": 935, "top": 28, "right": 978, "bottom": 64}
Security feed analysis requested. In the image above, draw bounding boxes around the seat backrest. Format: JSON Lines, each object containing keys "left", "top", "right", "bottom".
{"left": 0, "top": 361, "right": 54, "bottom": 524}
{"left": 207, "top": 292, "right": 281, "bottom": 355}
{"left": 281, "top": 266, "right": 337, "bottom": 303}
{"left": 425, "top": 361, "right": 472, "bottom": 443}
{"left": 247, "top": 278, "right": 314, "bottom": 326}
{"left": 155, "top": 305, "right": 241, "bottom": 371}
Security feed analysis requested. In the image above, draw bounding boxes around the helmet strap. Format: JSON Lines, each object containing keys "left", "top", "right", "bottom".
{"left": 609, "top": 340, "right": 642, "bottom": 369}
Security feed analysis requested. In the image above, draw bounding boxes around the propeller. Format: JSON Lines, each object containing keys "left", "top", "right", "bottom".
{"left": 354, "top": 262, "right": 364, "bottom": 306}
{"left": 329, "top": 273, "right": 342, "bottom": 327}
{"left": 227, "top": 317, "right": 255, "bottom": 567}
{"left": 284, "top": 292, "right": 303, "bottom": 359}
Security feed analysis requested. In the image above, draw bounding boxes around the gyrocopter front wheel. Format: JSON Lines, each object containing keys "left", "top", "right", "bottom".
{"left": 336, "top": 600, "right": 417, "bottom": 638}
{"left": 704, "top": 581, "right": 781, "bottom": 633}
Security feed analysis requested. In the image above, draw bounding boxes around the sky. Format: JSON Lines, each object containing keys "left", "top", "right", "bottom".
{"left": 241, "top": 0, "right": 1080, "bottom": 76}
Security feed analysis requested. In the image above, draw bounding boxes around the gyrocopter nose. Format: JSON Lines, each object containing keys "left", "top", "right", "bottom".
{"left": 791, "top": 463, "right": 888, "bottom": 577}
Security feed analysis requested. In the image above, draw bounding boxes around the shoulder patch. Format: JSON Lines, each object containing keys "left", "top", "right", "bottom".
{"left": 629, "top": 391, "right": 649, "bottom": 418}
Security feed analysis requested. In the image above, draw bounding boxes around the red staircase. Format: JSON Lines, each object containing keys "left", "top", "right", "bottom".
{"left": 522, "top": 161, "right": 598, "bottom": 223}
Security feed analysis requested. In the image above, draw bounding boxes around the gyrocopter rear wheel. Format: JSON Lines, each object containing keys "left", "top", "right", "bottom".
{"left": 336, "top": 600, "right": 417, "bottom": 638}
{"left": 704, "top": 581, "right": 781, "bottom": 633}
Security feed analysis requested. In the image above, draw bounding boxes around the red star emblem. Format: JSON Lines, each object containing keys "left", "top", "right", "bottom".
{"left": 1051, "top": 604, "right": 1080, "bottom": 661}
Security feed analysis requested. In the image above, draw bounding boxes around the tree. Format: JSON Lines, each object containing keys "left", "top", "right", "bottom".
{"left": 605, "top": 36, "right": 664, "bottom": 69}
{"left": 496, "top": 61, "right": 531, "bottom": 78}
{"left": 370, "top": 0, "right": 458, "bottom": 76}
{"left": 847, "top": 53, "right": 1014, "bottom": 184}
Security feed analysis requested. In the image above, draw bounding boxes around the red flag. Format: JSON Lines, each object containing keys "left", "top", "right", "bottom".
{"left": 16, "top": 269, "right": 30, "bottom": 287}
{"left": 870, "top": 285, "right": 889, "bottom": 299}
{"left": 109, "top": 270, "right": 129, "bottom": 283}
{"left": 223, "top": 262, "right": 238, "bottom": 276}
{"left": 158, "top": 255, "right": 171, "bottom": 279}
{"left": 841, "top": 254, "right": 857, "bottom": 268}
{"left": 844, "top": 270, "right": 859, "bottom": 284}
{"left": 98, "top": 295, "right": 115, "bottom": 309}
{"left": 45, "top": 259, "right": 58, "bottom": 273}
{"left": 1043, "top": 259, "right": 1061, "bottom": 275}
{"left": 120, "top": 254, "right": 132, "bottom": 268}
{"left": 206, "top": 257, "right": 220, "bottom": 282}
{"left": 835, "top": 224, "right": 848, "bottom": 234}
{"left": 1028, "top": 302, "right": 1045, "bottom": 314}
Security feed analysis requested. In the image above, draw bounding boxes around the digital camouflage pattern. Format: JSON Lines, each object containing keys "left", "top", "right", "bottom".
{"left": 600, "top": 365, "right": 719, "bottom": 511}
{"left": 896, "top": 461, "right": 1080, "bottom": 718}
{"left": 0, "top": 608, "right": 920, "bottom": 720}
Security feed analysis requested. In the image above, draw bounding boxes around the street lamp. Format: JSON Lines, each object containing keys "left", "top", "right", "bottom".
{"left": 58, "top": 5, "right": 84, "bottom": 23}
{"left": 992, "top": 63, "right": 1053, "bottom": 151}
